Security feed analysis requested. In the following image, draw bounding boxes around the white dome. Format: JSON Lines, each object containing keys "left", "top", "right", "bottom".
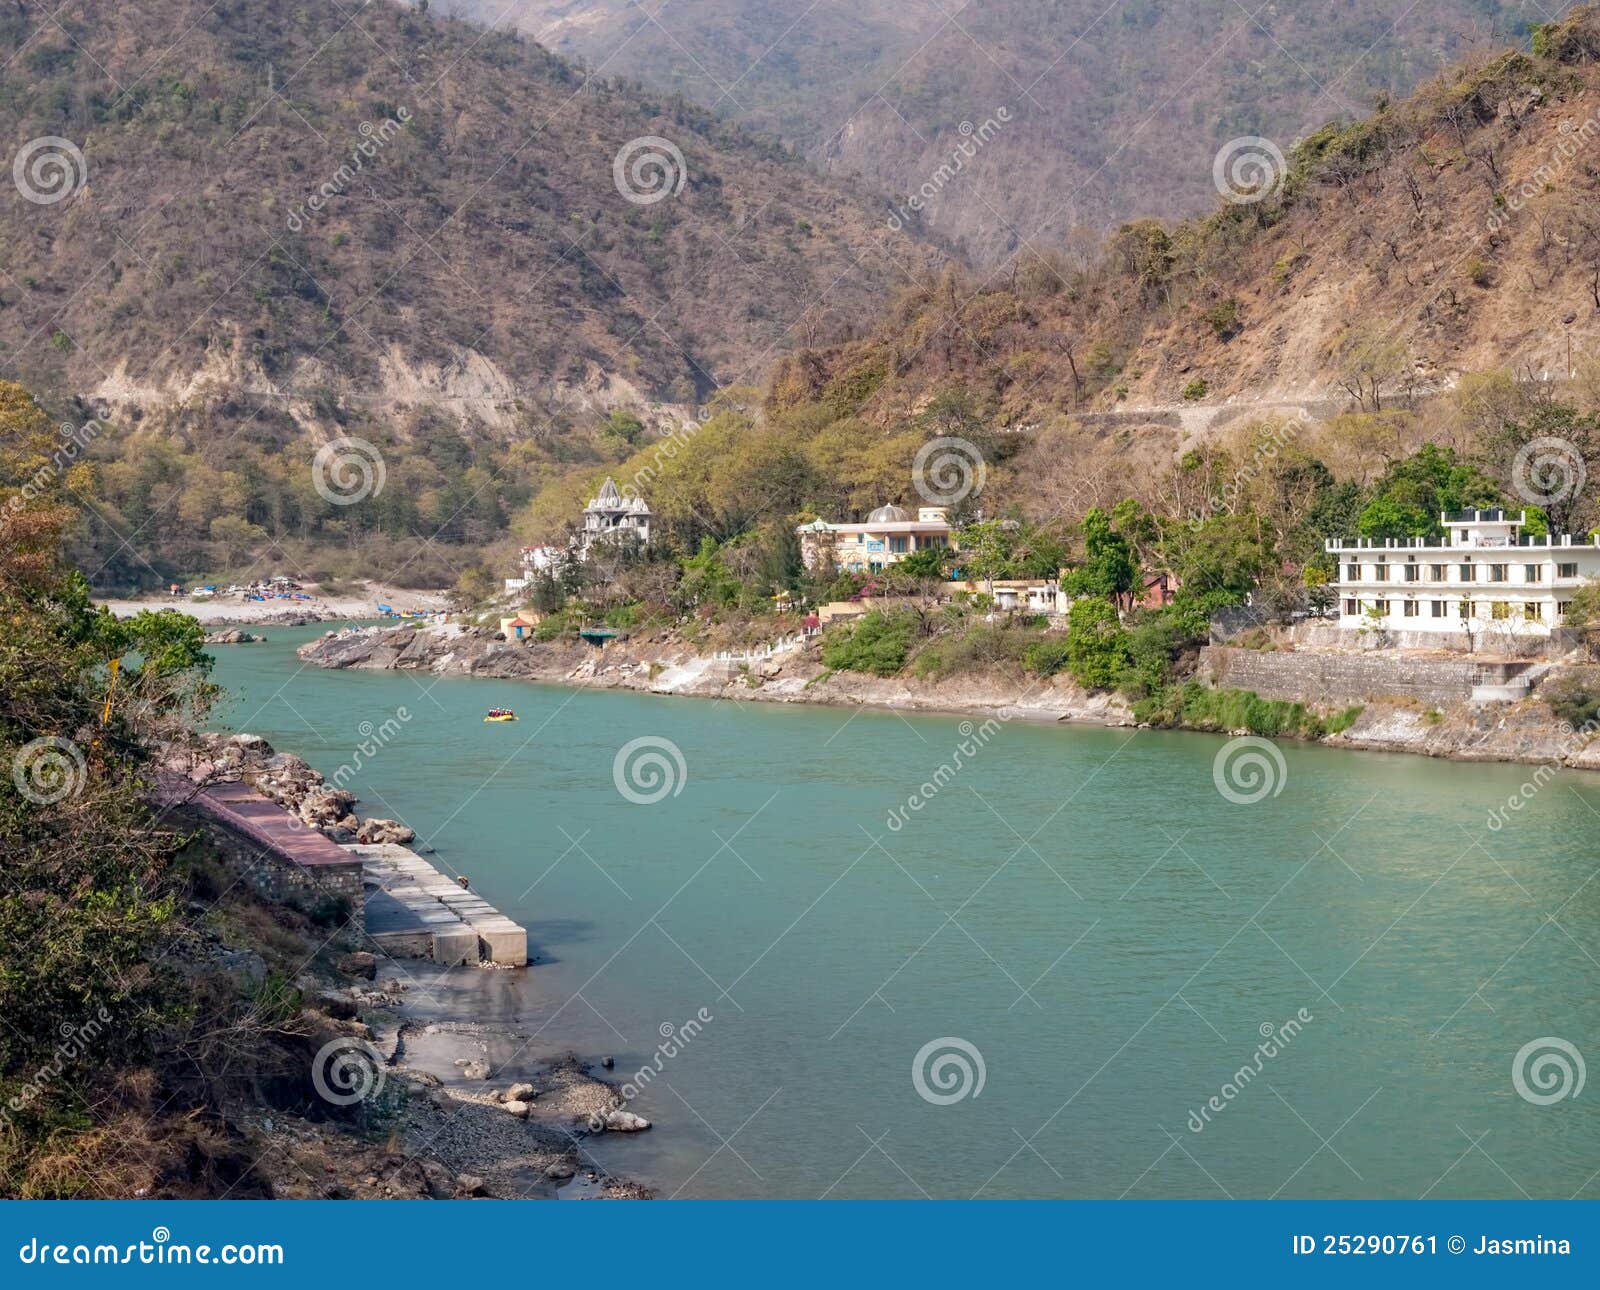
{"left": 867, "top": 503, "right": 911, "bottom": 522}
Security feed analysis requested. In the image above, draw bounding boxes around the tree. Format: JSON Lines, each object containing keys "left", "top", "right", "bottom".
{"left": 1064, "top": 596, "right": 1131, "bottom": 689}
{"left": 1062, "top": 507, "right": 1137, "bottom": 607}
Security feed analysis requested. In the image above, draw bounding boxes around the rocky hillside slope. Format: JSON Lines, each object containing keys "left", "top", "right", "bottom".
{"left": 443, "top": 0, "right": 1537, "bottom": 261}
{"left": 0, "top": 0, "right": 941, "bottom": 442}
{"left": 767, "top": 11, "right": 1600, "bottom": 430}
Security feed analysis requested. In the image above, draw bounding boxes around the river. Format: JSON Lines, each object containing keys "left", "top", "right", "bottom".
{"left": 208, "top": 624, "right": 1600, "bottom": 1199}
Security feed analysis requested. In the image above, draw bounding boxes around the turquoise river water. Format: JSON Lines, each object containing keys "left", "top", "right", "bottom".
{"left": 209, "top": 625, "right": 1599, "bottom": 1199}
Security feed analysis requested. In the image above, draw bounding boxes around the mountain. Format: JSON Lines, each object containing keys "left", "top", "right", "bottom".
{"left": 0, "top": 0, "right": 940, "bottom": 432}
{"left": 760, "top": 9, "right": 1600, "bottom": 513}
{"left": 438, "top": 0, "right": 1542, "bottom": 263}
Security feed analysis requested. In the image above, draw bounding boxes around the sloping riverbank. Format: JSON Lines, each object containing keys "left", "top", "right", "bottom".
{"left": 296, "top": 623, "right": 1600, "bottom": 773}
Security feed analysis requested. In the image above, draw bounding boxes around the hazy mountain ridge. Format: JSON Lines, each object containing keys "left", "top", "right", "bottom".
{"left": 440, "top": 0, "right": 1542, "bottom": 261}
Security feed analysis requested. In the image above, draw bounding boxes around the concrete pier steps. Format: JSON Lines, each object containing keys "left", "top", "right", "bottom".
{"left": 350, "top": 842, "right": 528, "bottom": 967}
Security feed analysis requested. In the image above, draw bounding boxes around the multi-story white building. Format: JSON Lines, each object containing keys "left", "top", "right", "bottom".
{"left": 797, "top": 504, "right": 953, "bottom": 574}
{"left": 1325, "top": 508, "right": 1600, "bottom": 639}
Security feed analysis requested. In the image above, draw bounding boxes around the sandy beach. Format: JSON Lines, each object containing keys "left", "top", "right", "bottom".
{"left": 99, "top": 581, "right": 450, "bottom": 625}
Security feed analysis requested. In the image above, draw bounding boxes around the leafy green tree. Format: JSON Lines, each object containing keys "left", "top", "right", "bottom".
{"left": 1062, "top": 507, "right": 1137, "bottom": 605}
{"left": 1064, "top": 595, "right": 1131, "bottom": 689}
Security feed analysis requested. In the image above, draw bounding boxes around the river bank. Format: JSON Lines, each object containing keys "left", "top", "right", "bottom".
{"left": 98, "top": 581, "right": 448, "bottom": 625}
{"left": 165, "top": 730, "right": 652, "bottom": 1199}
{"left": 294, "top": 620, "right": 1600, "bottom": 773}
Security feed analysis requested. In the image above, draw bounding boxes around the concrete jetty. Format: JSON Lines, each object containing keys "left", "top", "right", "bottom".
{"left": 353, "top": 842, "right": 528, "bottom": 967}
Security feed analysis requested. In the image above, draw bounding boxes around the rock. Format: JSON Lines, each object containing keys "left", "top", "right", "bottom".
{"left": 600, "top": 1056, "right": 614, "bottom": 1069}
{"left": 544, "top": 1162, "right": 575, "bottom": 1180}
{"left": 228, "top": 733, "right": 274, "bottom": 755}
{"left": 299, "top": 787, "right": 357, "bottom": 827}
{"left": 501, "top": 1099, "right": 531, "bottom": 1118}
{"left": 316, "top": 992, "right": 358, "bottom": 1020}
{"left": 603, "top": 1109, "right": 650, "bottom": 1132}
{"left": 505, "top": 1082, "right": 535, "bottom": 1102}
{"left": 455, "top": 1175, "right": 487, "bottom": 1197}
{"left": 215, "top": 948, "right": 267, "bottom": 987}
{"left": 462, "top": 1060, "right": 490, "bottom": 1080}
{"left": 335, "top": 951, "right": 377, "bottom": 980}
{"left": 356, "top": 817, "right": 417, "bottom": 845}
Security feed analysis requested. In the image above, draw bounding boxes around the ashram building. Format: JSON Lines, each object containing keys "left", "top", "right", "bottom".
{"left": 797, "top": 504, "right": 953, "bottom": 574}
{"left": 1326, "top": 509, "right": 1600, "bottom": 639}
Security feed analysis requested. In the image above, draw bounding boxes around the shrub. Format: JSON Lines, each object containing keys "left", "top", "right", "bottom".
{"left": 1023, "top": 635, "right": 1072, "bottom": 677}
{"left": 1065, "top": 596, "right": 1130, "bottom": 689}
{"left": 1543, "top": 669, "right": 1600, "bottom": 730}
{"left": 821, "top": 610, "right": 914, "bottom": 676}
{"left": 1182, "top": 377, "right": 1210, "bottom": 401}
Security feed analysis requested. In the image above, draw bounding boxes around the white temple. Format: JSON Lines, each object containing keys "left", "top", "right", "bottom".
{"left": 577, "top": 477, "right": 652, "bottom": 559}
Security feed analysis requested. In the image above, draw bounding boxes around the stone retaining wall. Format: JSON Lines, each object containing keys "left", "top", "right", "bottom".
{"left": 1196, "top": 647, "right": 1481, "bottom": 707}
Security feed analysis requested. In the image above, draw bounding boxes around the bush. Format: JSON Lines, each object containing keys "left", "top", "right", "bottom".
{"left": 1543, "top": 669, "right": 1600, "bottom": 730}
{"left": 821, "top": 610, "right": 915, "bottom": 676}
{"left": 1181, "top": 377, "right": 1210, "bottom": 401}
{"left": 1023, "top": 635, "right": 1072, "bottom": 677}
{"left": 912, "top": 622, "right": 1032, "bottom": 679}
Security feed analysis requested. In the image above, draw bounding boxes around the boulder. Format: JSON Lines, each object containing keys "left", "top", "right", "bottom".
{"left": 357, "top": 817, "right": 417, "bottom": 845}
{"left": 505, "top": 1082, "right": 535, "bottom": 1102}
{"left": 603, "top": 1109, "right": 650, "bottom": 1132}
{"left": 544, "top": 1162, "right": 575, "bottom": 1180}
{"left": 501, "top": 1099, "right": 531, "bottom": 1118}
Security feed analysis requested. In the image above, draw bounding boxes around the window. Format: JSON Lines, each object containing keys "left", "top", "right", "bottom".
{"left": 1525, "top": 564, "right": 1543, "bottom": 583}
{"left": 1403, "top": 599, "right": 1419, "bottom": 617}
{"left": 1525, "top": 602, "right": 1544, "bottom": 621}
{"left": 1459, "top": 563, "right": 1473, "bottom": 582}
{"left": 1492, "top": 602, "right": 1511, "bottom": 620}
{"left": 1372, "top": 564, "right": 1389, "bottom": 582}
{"left": 1459, "top": 601, "right": 1472, "bottom": 619}
{"left": 1560, "top": 601, "right": 1573, "bottom": 617}
{"left": 889, "top": 536, "right": 908, "bottom": 554}
{"left": 1404, "top": 564, "right": 1420, "bottom": 582}
{"left": 1345, "top": 564, "right": 1359, "bottom": 581}
{"left": 1344, "top": 599, "right": 1358, "bottom": 616}
{"left": 1559, "top": 562, "right": 1578, "bottom": 578}
{"left": 1431, "top": 600, "right": 1446, "bottom": 617}
{"left": 1489, "top": 564, "right": 1508, "bottom": 582}
{"left": 1430, "top": 564, "right": 1447, "bottom": 582}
